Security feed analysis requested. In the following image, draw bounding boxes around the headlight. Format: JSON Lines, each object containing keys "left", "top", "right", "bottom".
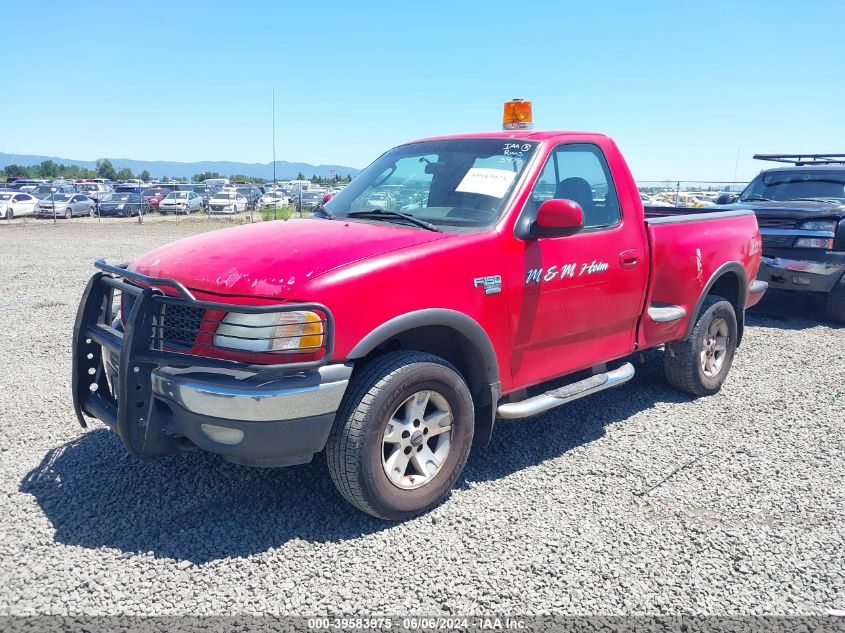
{"left": 794, "top": 237, "right": 834, "bottom": 249}
{"left": 799, "top": 220, "right": 837, "bottom": 232}
{"left": 213, "top": 311, "right": 324, "bottom": 353}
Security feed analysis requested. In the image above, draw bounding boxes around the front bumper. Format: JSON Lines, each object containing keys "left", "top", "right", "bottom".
{"left": 757, "top": 254, "right": 845, "bottom": 293}
{"left": 72, "top": 261, "right": 342, "bottom": 467}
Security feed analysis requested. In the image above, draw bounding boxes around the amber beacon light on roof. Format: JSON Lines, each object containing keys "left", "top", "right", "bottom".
{"left": 503, "top": 99, "right": 533, "bottom": 131}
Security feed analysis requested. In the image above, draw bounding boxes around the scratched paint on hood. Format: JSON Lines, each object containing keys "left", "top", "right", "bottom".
{"left": 129, "top": 218, "right": 451, "bottom": 300}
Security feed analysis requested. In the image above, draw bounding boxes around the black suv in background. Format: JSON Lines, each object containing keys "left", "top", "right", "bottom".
{"left": 717, "top": 154, "right": 845, "bottom": 322}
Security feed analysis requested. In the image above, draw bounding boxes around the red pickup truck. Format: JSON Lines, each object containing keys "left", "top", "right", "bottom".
{"left": 72, "top": 127, "right": 766, "bottom": 519}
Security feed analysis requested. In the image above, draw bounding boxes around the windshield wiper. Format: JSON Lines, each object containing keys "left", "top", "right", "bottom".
{"left": 347, "top": 209, "right": 443, "bottom": 232}
{"left": 313, "top": 206, "right": 336, "bottom": 219}
{"left": 742, "top": 195, "right": 773, "bottom": 201}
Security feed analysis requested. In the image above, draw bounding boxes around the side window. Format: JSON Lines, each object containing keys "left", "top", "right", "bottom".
{"left": 14, "top": 194, "right": 26, "bottom": 202}
{"left": 530, "top": 143, "right": 621, "bottom": 229}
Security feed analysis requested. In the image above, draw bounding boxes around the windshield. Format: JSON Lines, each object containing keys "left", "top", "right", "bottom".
{"left": 323, "top": 139, "right": 538, "bottom": 229}
{"left": 215, "top": 193, "right": 236, "bottom": 200}
{"left": 739, "top": 170, "right": 845, "bottom": 202}
{"left": 142, "top": 189, "right": 163, "bottom": 196}
{"left": 111, "top": 194, "right": 132, "bottom": 202}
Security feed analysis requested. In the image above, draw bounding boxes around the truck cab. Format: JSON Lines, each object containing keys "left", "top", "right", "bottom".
{"left": 72, "top": 104, "right": 765, "bottom": 519}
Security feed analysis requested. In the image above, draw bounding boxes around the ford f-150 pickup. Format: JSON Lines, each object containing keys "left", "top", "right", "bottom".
{"left": 72, "top": 115, "right": 766, "bottom": 519}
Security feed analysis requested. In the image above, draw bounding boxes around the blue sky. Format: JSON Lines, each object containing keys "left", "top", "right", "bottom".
{"left": 3, "top": 0, "right": 844, "bottom": 181}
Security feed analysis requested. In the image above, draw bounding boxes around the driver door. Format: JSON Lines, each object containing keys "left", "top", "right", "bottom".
{"left": 508, "top": 143, "right": 648, "bottom": 388}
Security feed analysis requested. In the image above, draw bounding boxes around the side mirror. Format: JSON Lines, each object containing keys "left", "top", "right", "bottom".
{"left": 716, "top": 192, "right": 737, "bottom": 205}
{"left": 322, "top": 193, "right": 334, "bottom": 205}
{"left": 532, "top": 198, "right": 584, "bottom": 237}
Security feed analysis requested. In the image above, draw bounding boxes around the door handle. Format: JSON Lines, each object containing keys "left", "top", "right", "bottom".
{"left": 619, "top": 249, "right": 641, "bottom": 268}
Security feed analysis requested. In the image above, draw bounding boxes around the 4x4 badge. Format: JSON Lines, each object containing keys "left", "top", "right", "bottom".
{"left": 473, "top": 275, "right": 502, "bottom": 295}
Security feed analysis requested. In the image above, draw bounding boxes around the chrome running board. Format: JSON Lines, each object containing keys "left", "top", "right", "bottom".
{"left": 496, "top": 362, "right": 635, "bottom": 420}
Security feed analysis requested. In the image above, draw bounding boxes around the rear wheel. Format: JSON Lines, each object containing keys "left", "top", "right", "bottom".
{"left": 664, "top": 295, "right": 738, "bottom": 396}
{"left": 326, "top": 351, "right": 474, "bottom": 520}
{"left": 826, "top": 277, "right": 845, "bottom": 324}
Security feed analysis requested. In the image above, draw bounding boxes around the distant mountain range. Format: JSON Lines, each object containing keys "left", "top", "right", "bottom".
{"left": 0, "top": 152, "right": 360, "bottom": 180}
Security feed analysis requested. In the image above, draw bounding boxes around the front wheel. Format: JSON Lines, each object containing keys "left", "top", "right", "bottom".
{"left": 64, "top": 208, "right": 73, "bottom": 219}
{"left": 89, "top": 207, "right": 95, "bottom": 217}
{"left": 664, "top": 295, "right": 738, "bottom": 396}
{"left": 826, "top": 277, "right": 845, "bottom": 324}
{"left": 326, "top": 351, "right": 474, "bottom": 520}
{"left": 5, "top": 208, "right": 12, "bottom": 220}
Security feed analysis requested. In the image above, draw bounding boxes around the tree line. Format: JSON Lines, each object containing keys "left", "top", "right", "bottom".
{"left": 3, "top": 161, "right": 354, "bottom": 186}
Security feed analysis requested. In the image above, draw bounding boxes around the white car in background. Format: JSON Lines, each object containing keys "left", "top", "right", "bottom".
{"left": 158, "top": 191, "right": 203, "bottom": 214}
{"left": 258, "top": 191, "right": 290, "bottom": 208}
{"left": 0, "top": 191, "right": 39, "bottom": 219}
{"left": 208, "top": 191, "right": 248, "bottom": 214}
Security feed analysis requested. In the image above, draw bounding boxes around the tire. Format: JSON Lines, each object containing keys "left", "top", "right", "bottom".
{"left": 64, "top": 208, "right": 72, "bottom": 220}
{"left": 5, "top": 208, "right": 12, "bottom": 220}
{"left": 664, "top": 295, "right": 738, "bottom": 396}
{"left": 89, "top": 207, "right": 95, "bottom": 217}
{"left": 826, "top": 277, "right": 845, "bottom": 324}
{"left": 326, "top": 351, "right": 474, "bottom": 520}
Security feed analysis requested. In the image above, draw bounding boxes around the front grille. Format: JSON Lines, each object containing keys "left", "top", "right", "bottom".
{"left": 756, "top": 216, "right": 798, "bottom": 229}
{"left": 122, "top": 291, "right": 205, "bottom": 350}
{"left": 761, "top": 234, "right": 792, "bottom": 247}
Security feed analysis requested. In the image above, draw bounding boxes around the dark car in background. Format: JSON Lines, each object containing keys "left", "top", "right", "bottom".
{"left": 717, "top": 154, "right": 845, "bottom": 322}
{"left": 98, "top": 192, "right": 149, "bottom": 217}
{"left": 190, "top": 183, "right": 212, "bottom": 209}
{"left": 235, "top": 185, "right": 261, "bottom": 210}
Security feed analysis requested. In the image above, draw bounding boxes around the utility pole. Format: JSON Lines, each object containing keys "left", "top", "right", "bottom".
{"left": 272, "top": 89, "right": 276, "bottom": 186}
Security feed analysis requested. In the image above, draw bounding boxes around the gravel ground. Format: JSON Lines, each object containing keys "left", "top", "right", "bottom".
{"left": 0, "top": 219, "right": 843, "bottom": 616}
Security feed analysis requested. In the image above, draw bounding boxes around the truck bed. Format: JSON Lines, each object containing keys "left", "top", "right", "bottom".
{"left": 638, "top": 206, "right": 761, "bottom": 349}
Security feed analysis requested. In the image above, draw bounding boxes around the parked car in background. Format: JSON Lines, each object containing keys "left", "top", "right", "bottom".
{"left": 235, "top": 185, "right": 261, "bottom": 210}
{"left": 115, "top": 185, "right": 143, "bottom": 195}
{"left": 0, "top": 191, "right": 39, "bottom": 219}
{"left": 258, "top": 191, "right": 290, "bottom": 208}
{"left": 98, "top": 192, "right": 149, "bottom": 217}
{"left": 76, "top": 183, "right": 114, "bottom": 202}
{"left": 158, "top": 190, "right": 203, "bottom": 214}
{"left": 10, "top": 179, "right": 46, "bottom": 191}
{"left": 191, "top": 184, "right": 212, "bottom": 209}
{"left": 31, "top": 184, "right": 77, "bottom": 199}
{"left": 34, "top": 193, "right": 95, "bottom": 219}
{"left": 208, "top": 191, "right": 248, "bottom": 214}
{"left": 298, "top": 190, "right": 325, "bottom": 211}
{"left": 716, "top": 153, "right": 845, "bottom": 322}
{"left": 141, "top": 188, "right": 168, "bottom": 210}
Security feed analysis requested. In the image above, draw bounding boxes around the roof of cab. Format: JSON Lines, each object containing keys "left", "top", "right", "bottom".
{"left": 406, "top": 130, "right": 610, "bottom": 144}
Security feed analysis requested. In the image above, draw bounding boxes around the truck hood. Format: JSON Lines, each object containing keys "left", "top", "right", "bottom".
{"left": 723, "top": 200, "right": 845, "bottom": 221}
{"left": 129, "top": 218, "right": 451, "bottom": 299}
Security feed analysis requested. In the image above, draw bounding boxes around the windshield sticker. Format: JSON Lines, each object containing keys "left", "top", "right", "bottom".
{"left": 456, "top": 168, "right": 517, "bottom": 198}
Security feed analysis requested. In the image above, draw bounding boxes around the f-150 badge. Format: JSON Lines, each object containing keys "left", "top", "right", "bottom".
{"left": 473, "top": 275, "right": 502, "bottom": 295}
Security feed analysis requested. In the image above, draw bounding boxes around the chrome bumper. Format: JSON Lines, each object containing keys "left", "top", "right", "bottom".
{"left": 150, "top": 363, "right": 351, "bottom": 422}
